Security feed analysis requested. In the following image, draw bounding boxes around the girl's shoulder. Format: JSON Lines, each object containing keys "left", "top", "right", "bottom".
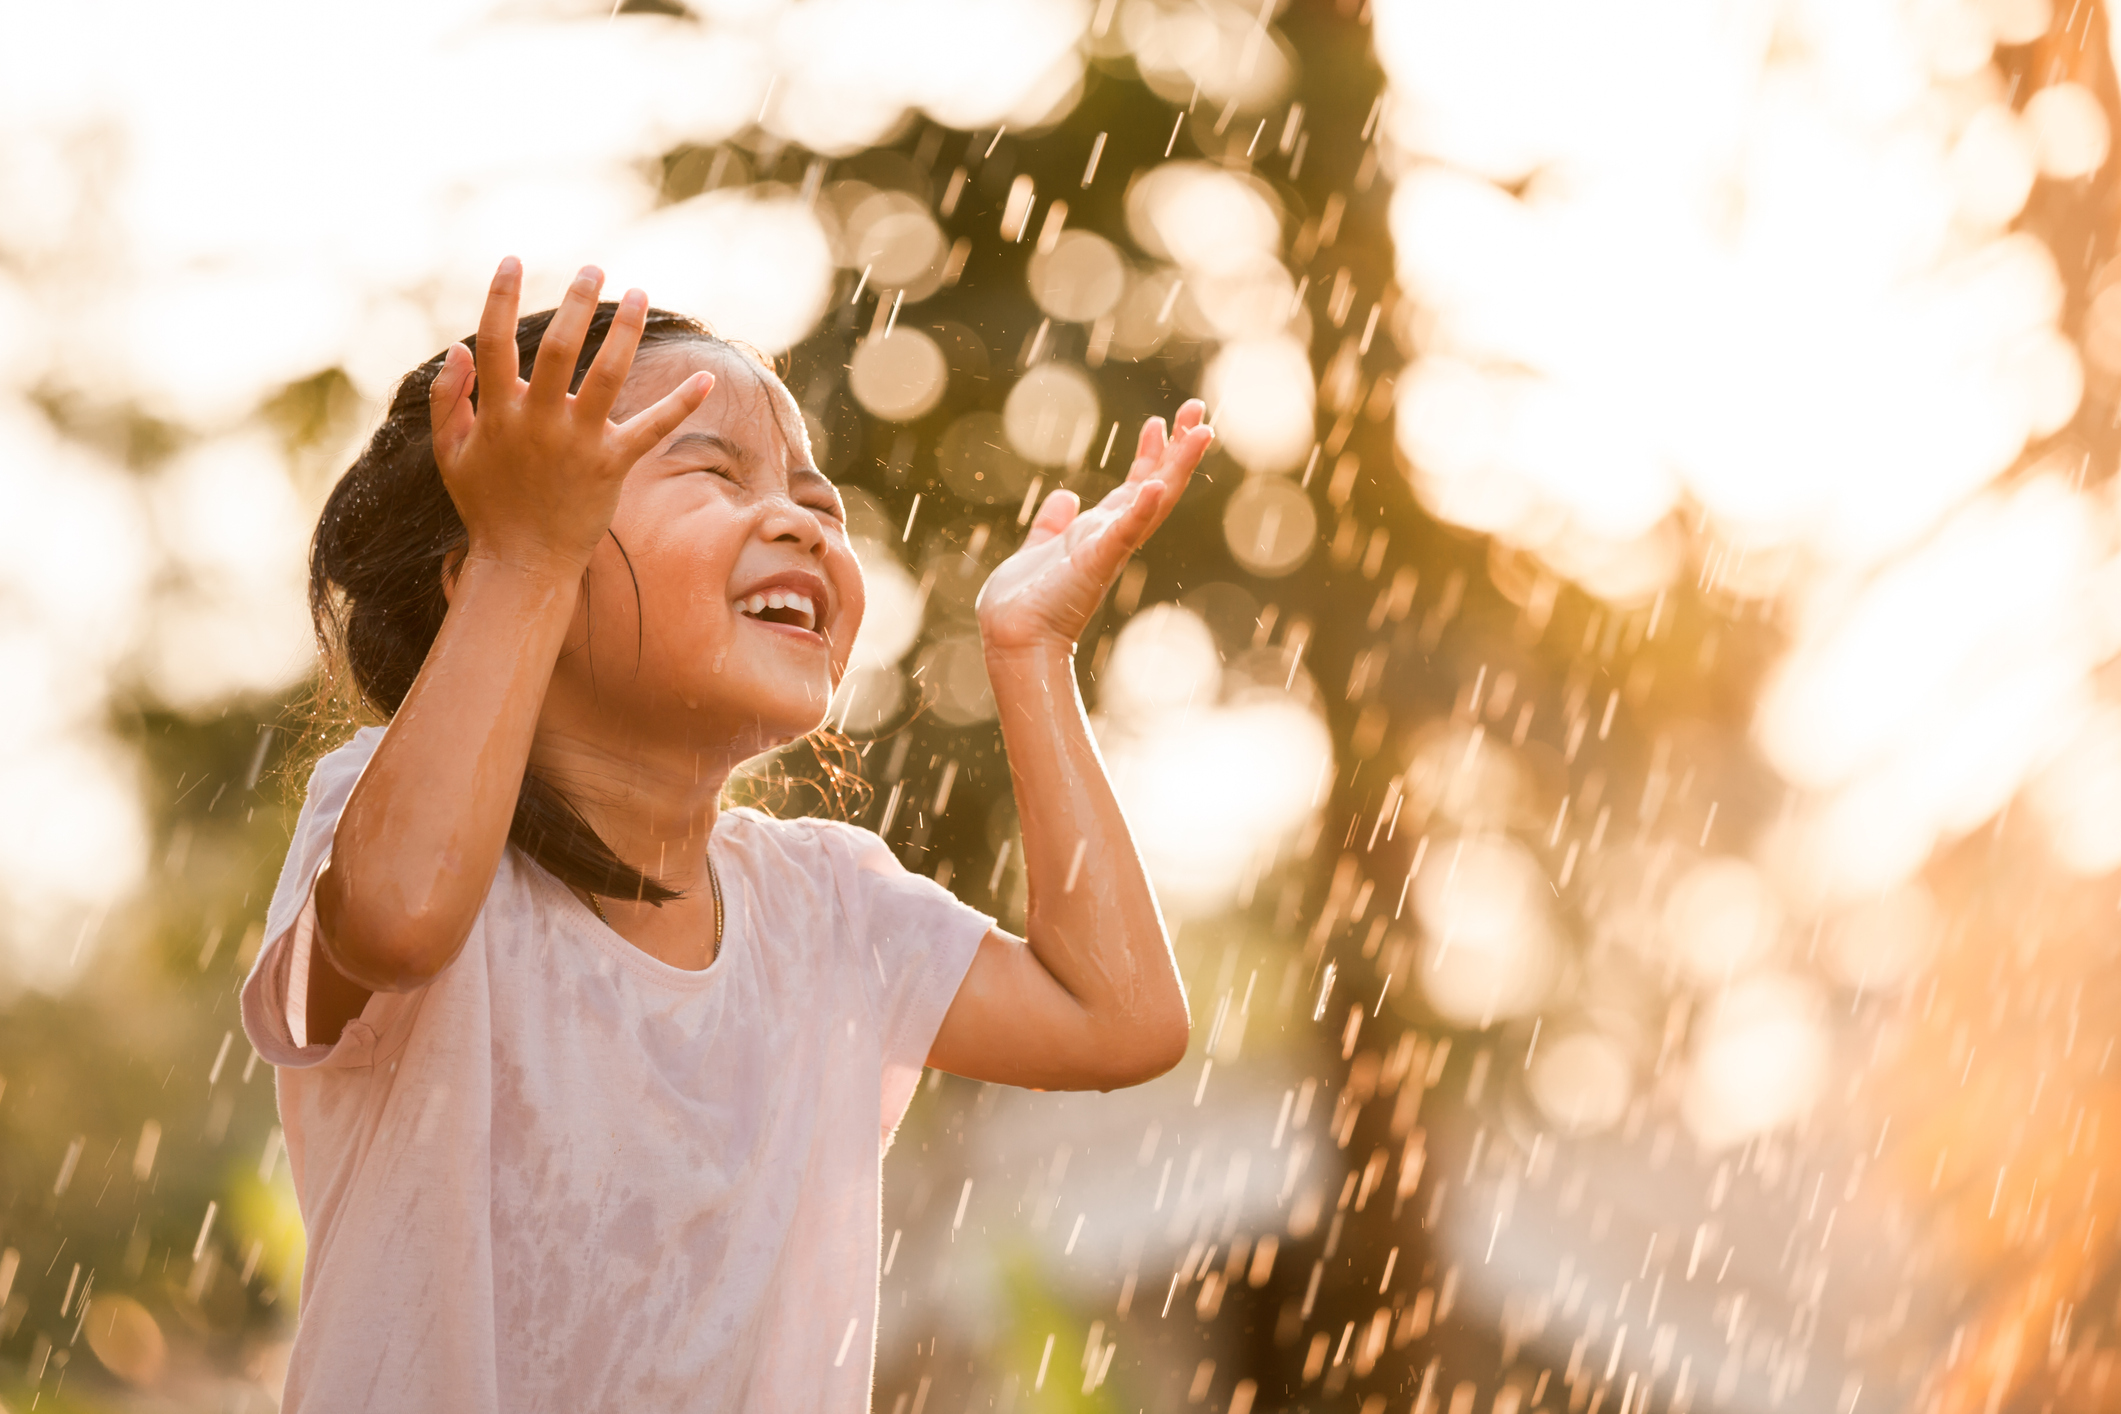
{"left": 717, "top": 806, "right": 881, "bottom": 872}
{"left": 717, "top": 810, "right": 930, "bottom": 915}
{"left": 303, "top": 723, "right": 386, "bottom": 793}
{"left": 284, "top": 724, "right": 386, "bottom": 835}
{"left": 717, "top": 810, "right": 959, "bottom": 909}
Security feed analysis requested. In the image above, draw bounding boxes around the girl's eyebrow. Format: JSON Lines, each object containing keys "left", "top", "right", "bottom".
{"left": 665, "top": 431, "right": 747, "bottom": 464}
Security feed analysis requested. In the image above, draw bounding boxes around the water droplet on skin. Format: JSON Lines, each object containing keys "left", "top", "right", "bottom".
{"left": 712, "top": 651, "right": 726, "bottom": 673}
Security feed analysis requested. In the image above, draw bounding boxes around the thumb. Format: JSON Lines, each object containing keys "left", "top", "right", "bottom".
{"left": 1023, "top": 488, "right": 1080, "bottom": 547}
{"left": 430, "top": 343, "right": 476, "bottom": 461}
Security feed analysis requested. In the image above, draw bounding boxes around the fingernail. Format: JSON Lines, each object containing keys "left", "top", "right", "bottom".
{"left": 498, "top": 255, "right": 521, "bottom": 279}
{"left": 576, "top": 265, "right": 603, "bottom": 287}
{"left": 623, "top": 288, "right": 647, "bottom": 310}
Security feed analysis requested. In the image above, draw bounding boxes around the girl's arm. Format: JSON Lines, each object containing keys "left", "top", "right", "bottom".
{"left": 925, "top": 406, "right": 1213, "bottom": 1091}
{"left": 307, "top": 261, "right": 708, "bottom": 1039}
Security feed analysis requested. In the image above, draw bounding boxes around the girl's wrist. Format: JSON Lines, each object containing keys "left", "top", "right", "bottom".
{"left": 461, "top": 537, "right": 593, "bottom": 590}
{"left": 984, "top": 638, "right": 1084, "bottom": 716}
{"left": 452, "top": 545, "right": 591, "bottom": 618}
{"left": 982, "top": 634, "right": 1076, "bottom": 673}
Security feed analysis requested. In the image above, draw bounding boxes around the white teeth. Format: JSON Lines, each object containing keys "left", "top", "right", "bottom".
{"left": 736, "top": 589, "right": 820, "bottom": 630}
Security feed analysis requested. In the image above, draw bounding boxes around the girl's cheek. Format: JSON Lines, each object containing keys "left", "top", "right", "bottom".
{"left": 678, "top": 537, "right": 736, "bottom": 625}
{"left": 835, "top": 562, "right": 866, "bottom": 656}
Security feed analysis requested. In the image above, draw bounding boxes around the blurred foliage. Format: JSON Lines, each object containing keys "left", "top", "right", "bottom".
{"left": 0, "top": 696, "right": 305, "bottom": 1405}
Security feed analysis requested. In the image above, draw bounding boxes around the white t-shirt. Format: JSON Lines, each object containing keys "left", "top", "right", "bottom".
{"left": 241, "top": 726, "right": 992, "bottom": 1412}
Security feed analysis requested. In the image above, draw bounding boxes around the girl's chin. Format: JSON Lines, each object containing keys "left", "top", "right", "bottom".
{"left": 676, "top": 674, "right": 836, "bottom": 737}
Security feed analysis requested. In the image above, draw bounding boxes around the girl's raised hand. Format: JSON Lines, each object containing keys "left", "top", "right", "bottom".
{"left": 975, "top": 399, "right": 1213, "bottom": 657}
{"left": 428, "top": 258, "right": 713, "bottom": 580}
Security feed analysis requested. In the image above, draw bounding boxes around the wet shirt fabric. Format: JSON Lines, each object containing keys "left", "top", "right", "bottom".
{"left": 240, "top": 727, "right": 992, "bottom": 1412}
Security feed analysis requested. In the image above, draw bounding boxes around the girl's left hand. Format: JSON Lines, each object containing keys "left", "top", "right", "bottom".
{"left": 976, "top": 399, "right": 1214, "bottom": 656}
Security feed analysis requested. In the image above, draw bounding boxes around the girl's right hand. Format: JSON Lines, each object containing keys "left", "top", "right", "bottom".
{"left": 428, "top": 258, "right": 713, "bottom": 580}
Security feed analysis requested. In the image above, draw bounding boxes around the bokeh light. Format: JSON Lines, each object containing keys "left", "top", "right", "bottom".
{"left": 1377, "top": 0, "right": 2086, "bottom": 592}
{"left": 1661, "top": 856, "right": 1784, "bottom": 987}
{"left": 1027, "top": 229, "right": 1127, "bottom": 323}
{"left": 1412, "top": 834, "right": 1559, "bottom": 1028}
{"left": 1757, "top": 473, "right": 2098, "bottom": 900}
{"left": 606, "top": 187, "right": 837, "bottom": 352}
{"left": 1002, "top": 361, "right": 1101, "bottom": 466}
{"left": 1204, "top": 337, "right": 1316, "bottom": 476}
{"left": 848, "top": 537, "right": 926, "bottom": 671}
{"left": 1819, "top": 884, "right": 1940, "bottom": 994}
{"left": 1221, "top": 474, "right": 1317, "bottom": 577}
{"left": 841, "top": 190, "right": 950, "bottom": 295}
{"left": 82, "top": 1294, "right": 167, "bottom": 1388}
{"left": 1096, "top": 607, "right": 1333, "bottom": 913}
{"left": 1680, "top": 975, "right": 1829, "bottom": 1151}
{"left": 2024, "top": 80, "right": 2110, "bottom": 179}
{"left": 849, "top": 329, "right": 950, "bottom": 422}
{"left": 1526, "top": 1028, "right": 1634, "bottom": 1136}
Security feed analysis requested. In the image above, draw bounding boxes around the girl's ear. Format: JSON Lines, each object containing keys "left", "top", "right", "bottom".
{"left": 440, "top": 546, "right": 468, "bottom": 606}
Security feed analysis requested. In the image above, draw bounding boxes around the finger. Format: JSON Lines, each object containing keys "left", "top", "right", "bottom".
{"left": 1146, "top": 423, "right": 1213, "bottom": 534}
{"left": 429, "top": 343, "right": 476, "bottom": 461}
{"left": 474, "top": 257, "right": 524, "bottom": 398}
{"left": 428, "top": 342, "right": 471, "bottom": 428}
{"left": 1124, "top": 479, "right": 1167, "bottom": 537}
{"left": 527, "top": 265, "right": 606, "bottom": 405}
{"left": 1150, "top": 420, "right": 1213, "bottom": 495}
{"left": 1128, "top": 416, "right": 1168, "bottom": 482}
{"left": 1110, "top": 415, "right": 1209, "bottom": 541}
{"left": 1108, "top": 478, "right": 1166, "bottom": 542}
{"left": 1024, "top": 488, "right": 1080, "bottom": 548}
{"left": 1171, "top": 398, "right": 1206, "bottom": 435}
{"left": 1063, "top": 481, "right": 1147, "bottom": 558}
{"left": 576, "top": 288, "right": 648, "bottom": 424}
{"left": 1074, "top": 482, "right": 1165, "bottom": 584}
{"left": 615, "top": 370, "right": 714, "bottom": 460}
{"left": 1088, "top": 477, "right": 1145, "bottom": 521}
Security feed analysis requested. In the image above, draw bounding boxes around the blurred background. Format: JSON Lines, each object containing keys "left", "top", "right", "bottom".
{"left": 4, "top": 0, "right": 2121, "bottom": 1409}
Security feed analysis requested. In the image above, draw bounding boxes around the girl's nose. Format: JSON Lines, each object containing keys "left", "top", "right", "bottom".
{"left": 758, "top": 492, "right": 826, "bottom": 550}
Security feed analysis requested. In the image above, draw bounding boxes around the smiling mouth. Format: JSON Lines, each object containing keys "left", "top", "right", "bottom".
{"left": 737, "top": 590, "right": 819, "bottom": 634}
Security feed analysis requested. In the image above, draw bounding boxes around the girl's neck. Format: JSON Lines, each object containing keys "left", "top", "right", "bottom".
{"left": 527, "top": 725, "right": 736, "bottom": 900}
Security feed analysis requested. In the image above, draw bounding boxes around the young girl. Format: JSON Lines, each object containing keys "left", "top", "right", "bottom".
{"left": 240, "top": 258, "right": 1211, "bottom": 1410}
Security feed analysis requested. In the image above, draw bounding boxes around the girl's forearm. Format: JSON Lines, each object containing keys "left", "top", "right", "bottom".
{"left": 985, "top": 642, "right": 1189, "bottom": 1057}
{"left": 316, "top": 553, "right": 580, "bottom": 990}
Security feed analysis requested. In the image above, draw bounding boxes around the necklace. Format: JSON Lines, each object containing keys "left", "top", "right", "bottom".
{"left": 584, "top": 851, "right": 723, "bottom": 961}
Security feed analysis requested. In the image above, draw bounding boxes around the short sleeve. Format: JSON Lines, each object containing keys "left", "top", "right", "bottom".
{"left": 809, "top": 820, "right": 993, "bottom": 1141}
{"left": 239, "top": 726, "right": 419, "bottom": 1070}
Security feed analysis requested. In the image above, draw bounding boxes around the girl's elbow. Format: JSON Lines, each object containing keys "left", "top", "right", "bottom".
{"left": 315, "top": 861, "right": 469, "bottom": 991}
{"left": 318, "top": 901, "right": 463, "bottom": 993}
{"left": 1095, "top": 1015, "right": 1191, "bottom": 1090}
{"left": 366, "top": 942, "right": 456, "bottom": 992}
{"left": 1145, "top": 1018, "right": 1193, "bottom": 1079}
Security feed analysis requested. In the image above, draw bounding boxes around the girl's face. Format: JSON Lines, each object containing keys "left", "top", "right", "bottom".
{"left": 543, "top": 341, "right": 864, "bottom": 762}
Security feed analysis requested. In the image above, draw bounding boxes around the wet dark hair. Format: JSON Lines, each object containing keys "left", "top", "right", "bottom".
{"left": 310, "top": 301, "right": 769, "bottom": 906}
